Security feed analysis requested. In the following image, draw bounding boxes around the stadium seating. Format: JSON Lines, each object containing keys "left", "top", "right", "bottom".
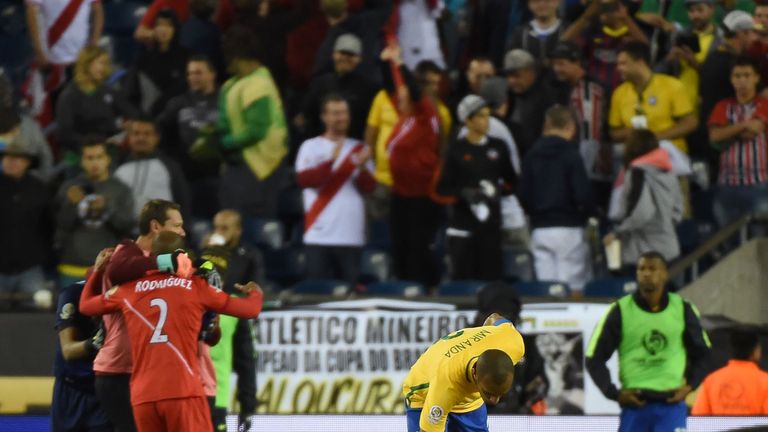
{"left": 0, "top": 1, "right": 25, "bottom": 35}
{"left": 264, "top": 247, "right": 306, "bottom": 287}
{"left": 108, "top": 35, "right": 139, "bottom": 68}
{"left": 277, "top": 183, "right": 304, "bottom": 246}
{"left": 513, "top": 281, "right": 571, "bottom": 298}
{"left": 691, "top": 187, "right": 717, "bottom": 226}
{"left": 367, "top": 220, "right": 391, "bottom": 249}
{"left": 243, "top": 218, "right": 284, "bottom": 250}
{"left": 358, "top": 248, "right": 391, "bottom": 283}
{"left": 277, "top": 184, "right": 304, "bottom": 222}
{"left": 437, "top": 280, "right": 486, "bottom": 296}
{"left": 291, "top": 279, "right": 351, "bottom": 297}
{"left": 676, "top": 220, "right": 701, "bottom": 255}
{"left": 103, "top": 2, "right": 146, "bottom": 36}
{"left": 583, "top": 278, "right": 637, "bottom": 298}
{"left": 502, "top": 247, "right": 534, "bottom": 282}
{"left": 364, "top": 281, "right": 425, "bottom": 298}
{"left": 0, "top": 33, "right": 31, "bottom": 85}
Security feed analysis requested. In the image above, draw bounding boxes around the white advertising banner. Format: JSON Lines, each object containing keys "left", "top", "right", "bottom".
{"left": 254, "top": 302, "right": 618, "bottom": 415}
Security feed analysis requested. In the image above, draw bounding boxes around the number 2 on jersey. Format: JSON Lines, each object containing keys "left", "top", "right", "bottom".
{"left": 150, "top": 298, "right": 169, "bottom": 344}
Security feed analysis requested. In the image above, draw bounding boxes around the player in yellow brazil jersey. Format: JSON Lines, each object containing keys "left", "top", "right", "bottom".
{"left": 403, "top": 313, "right": 525, "bottom": 432}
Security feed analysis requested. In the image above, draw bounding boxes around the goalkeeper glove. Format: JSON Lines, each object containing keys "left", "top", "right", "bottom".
{"left": 85, "top": 324, "right": 105, "bottom": 357}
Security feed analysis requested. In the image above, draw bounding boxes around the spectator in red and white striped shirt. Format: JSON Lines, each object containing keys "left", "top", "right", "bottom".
{"left": 551, "top": 41, "right": 613, "bottom": 213}
{"left": 708, "top": 57, "right": 768, "bottom": 227}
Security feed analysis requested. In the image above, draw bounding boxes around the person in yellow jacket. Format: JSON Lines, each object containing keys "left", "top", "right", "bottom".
{"left": 403, "top": 313, "right": 525, "bottom": 432}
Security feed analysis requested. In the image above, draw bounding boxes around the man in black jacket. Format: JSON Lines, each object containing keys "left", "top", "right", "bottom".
{"left": 157, "top": 55, "right": 221, "bottom": 219}
{"left": 312, "top": 0, "right": 392, "bottom": 80}
{"left": 519, "top": 105, "right": 594, "bottom": 293}
{"left": 202, "top": 209, "right": 262, "bottom": 431}
{"left": 504, "top": 49, "right": 559, "bottom": 156}
{"left": 0, "top": 140, "right": 53, "bottom": 310}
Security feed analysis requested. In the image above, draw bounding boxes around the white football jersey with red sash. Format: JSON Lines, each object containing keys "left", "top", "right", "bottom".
{"left": 295, "top": 136, "right": 374, "bottom": 246}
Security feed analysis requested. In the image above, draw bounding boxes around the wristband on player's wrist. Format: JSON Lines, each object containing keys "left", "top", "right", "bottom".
{"left": 156, "top": 253, "right": 175, "bottom": 272}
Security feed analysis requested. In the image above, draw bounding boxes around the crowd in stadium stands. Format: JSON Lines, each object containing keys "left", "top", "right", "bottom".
{"left": 4, "top": 0, "right": 768, "bottom": 311}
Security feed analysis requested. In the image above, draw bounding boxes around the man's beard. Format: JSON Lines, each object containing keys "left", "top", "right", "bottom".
{"left": 638, "top": 282, "right": 658, "bottom": 294}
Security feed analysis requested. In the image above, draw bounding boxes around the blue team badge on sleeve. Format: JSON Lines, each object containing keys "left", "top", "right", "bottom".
{"left": 648, "top": 96, "right": 657, "bottom": 106}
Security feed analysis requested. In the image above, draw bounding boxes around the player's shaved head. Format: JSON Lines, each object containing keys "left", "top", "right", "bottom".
{"left": 215, "top": 209, "right": 242, "bottom": 228}
{"left": 152, "top": 231, "right": 186, "bottom": 255}
{"left": 474, "top": 349, "right": 515, "bottom": 404}
{"left": 477, "top": 349, "right": 515, "bottom": 383}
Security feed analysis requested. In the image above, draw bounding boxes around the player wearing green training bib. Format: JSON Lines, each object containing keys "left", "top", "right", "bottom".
{"left": 586, "top": 251, "right": 711, "bottom": 432}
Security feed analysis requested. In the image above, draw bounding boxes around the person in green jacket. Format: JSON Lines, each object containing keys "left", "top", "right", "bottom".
{"left": 586, "top": 250, "right": 711, "bottom": 432}
{"left": 215, "top": 26, "right": 288, "bottom": 218}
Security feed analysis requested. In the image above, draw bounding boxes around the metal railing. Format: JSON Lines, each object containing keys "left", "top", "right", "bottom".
{"left": 669, "top": 213, "right": 755, "bottom": 281}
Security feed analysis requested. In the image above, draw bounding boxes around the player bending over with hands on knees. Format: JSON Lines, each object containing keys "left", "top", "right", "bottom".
{"left": 79, "top": 232, "right": 264, "bottom": 432}
{"left": 403, "top": 312, "right": 525, "bottom": 432}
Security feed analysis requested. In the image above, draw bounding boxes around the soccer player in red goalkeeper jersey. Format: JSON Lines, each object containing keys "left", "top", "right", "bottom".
{"left": 80, "top": 233, "right": 264, "bottom": 431}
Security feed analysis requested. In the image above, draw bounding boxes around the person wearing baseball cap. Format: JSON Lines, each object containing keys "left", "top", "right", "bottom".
{"left": 0, "top": 138, "right": 51, "bottom": 311}
{"left": 503, "top": 49, "right": 558, "bottom": 156}
{"left": 296, "top": 32, "right": 377, "bottom": 141}
{"left": 435, "top": 95, "right": 516, "bottom": 281}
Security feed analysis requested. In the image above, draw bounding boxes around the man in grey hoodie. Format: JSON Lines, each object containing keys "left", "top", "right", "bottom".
{"left": 604, "top": 130, "right": 683, "bottom": 271}
{"left": 114, "top": 115, "right": 190, "bottom": 226}
{"left": 55, "top": 137, "right": 134, "bottom": 287}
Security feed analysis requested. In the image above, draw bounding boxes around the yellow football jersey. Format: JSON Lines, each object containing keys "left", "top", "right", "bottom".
{"left": 402, "top": 322, "right": 525, "bottom": 431}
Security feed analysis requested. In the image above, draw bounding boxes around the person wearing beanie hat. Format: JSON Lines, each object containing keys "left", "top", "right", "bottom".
{"left": 435, "top": 95, "right": 516, "bottom": 280}
{"left": 457, "top": 82, "right": 528, "bottom": 249}
{"left": 0, "top": 137, "right": 52, "bottom": 311}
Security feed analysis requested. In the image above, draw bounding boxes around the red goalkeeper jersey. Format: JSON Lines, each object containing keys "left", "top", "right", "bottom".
{"left": 80, "top": 270, "right": 263, "bottom": 405}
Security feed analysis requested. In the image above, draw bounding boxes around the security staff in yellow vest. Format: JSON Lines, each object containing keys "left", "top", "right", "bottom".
{"left": 586, "top": 251, "right": 711, "bottom": 432}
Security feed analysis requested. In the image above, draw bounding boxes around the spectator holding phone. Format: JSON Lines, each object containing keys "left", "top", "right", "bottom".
{"left": 653, "top": 0, "right": 722, "bottom": 120}
{"left": 55, "top": 137, "right": 134, "bottom": 288}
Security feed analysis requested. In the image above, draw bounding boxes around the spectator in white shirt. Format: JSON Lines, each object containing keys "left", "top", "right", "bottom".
{"left": 295, "top": 94, "right": 376, "bottom": 286}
